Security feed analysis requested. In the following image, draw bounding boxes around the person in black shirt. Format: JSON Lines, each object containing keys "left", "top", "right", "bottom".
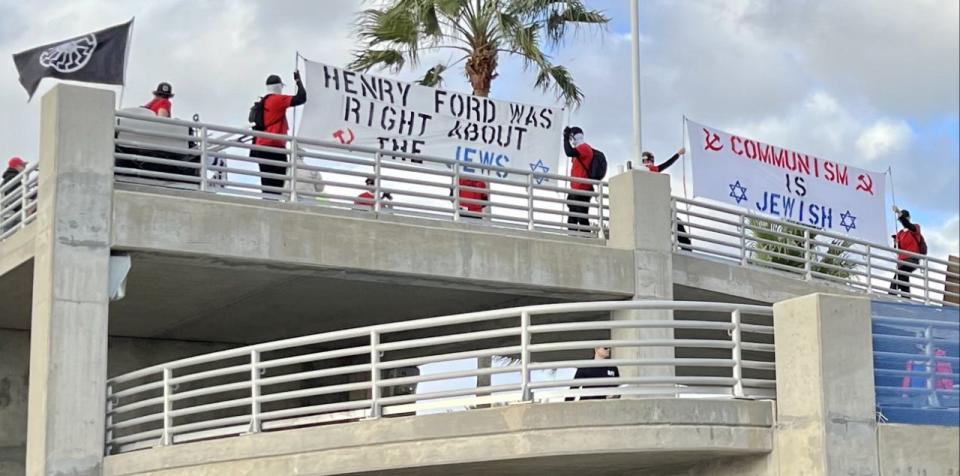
{"left": 569, "top": 346, "right": 620, "bottom": 400}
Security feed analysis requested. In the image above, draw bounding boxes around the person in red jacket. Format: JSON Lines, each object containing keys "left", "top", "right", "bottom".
{"left": 889, "top": 206, "right": 924, "bottom": 296}
{"left": 252, "top": 71, "right": 307, "bottom": 196}
{"left": 143, "top": 82, "right": 173, "bottom": 117}
{"left": 641, "top": 148, "right": 691, "bottom": 250}
{"left": 457, "top": 176, "right": 489, "bottom": 220}
{"left": 563, "top": 126, "right": 594, "bottom": 232}
{"left": 355, "top": 177, "right": 393, "bottom": 211}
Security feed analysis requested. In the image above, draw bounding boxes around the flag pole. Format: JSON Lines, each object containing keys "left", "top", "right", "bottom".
{"left": 630, "top": 0, "right": 643, "bottom": 160}
{"left": 292, "top": 51, "right": 300, "bottom": 136}
{"left": 118, "top": 17, "right": 135, "bottom": 110}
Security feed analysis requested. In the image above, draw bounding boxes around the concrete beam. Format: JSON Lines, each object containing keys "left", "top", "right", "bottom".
{"left": 877, "top": 423, "right": 960, "bottom": 474}
{"left": 103, "top": 399, "right": 774, "bottom": 476}
{"left": 772, "top": 293, "right": 879, "bottom": 475}
{"left": 26, "top": 85, "right": 115, "bottom": 476}
{"left": 111, "top": 186, "right": 636, "bottom": 297}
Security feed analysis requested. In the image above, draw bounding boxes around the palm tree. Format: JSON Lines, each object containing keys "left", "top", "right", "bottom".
{"left": 748, "top": 218, "right": 856, "bottom": 278}
{"left": 349, "top": 0, "right": 609, "bottom": 106}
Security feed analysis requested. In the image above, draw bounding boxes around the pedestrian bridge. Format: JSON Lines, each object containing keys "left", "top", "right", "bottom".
{"left": 102, "top": 300, "right": 776, "bottom": 475}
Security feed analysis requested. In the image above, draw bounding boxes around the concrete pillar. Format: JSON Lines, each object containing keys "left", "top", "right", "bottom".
{"left": 26, "top": 85, "right": 115, "bottom": 476}
{"left": 772, "top": 293, "right": 879, "bottom": 475}
{"left": 607, "top": 170, "right": 674, "bottom": 386}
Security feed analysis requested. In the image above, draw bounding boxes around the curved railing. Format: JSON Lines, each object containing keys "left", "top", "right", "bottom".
{"left": 0, "top": 162, "right": 39, "bottom": 241}
{"left": 105, "top": 300, "right": 775, "bottom": 454}
{"left": 112, "top": 111, "right": 610, "bottom": 238}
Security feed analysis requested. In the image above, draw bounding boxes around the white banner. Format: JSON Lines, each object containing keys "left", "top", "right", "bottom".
{"left": 298, "top": 59, "right": 563, "bottom": 184}
{"left": 687, "top": 119, "right": 887, "bottom": 243}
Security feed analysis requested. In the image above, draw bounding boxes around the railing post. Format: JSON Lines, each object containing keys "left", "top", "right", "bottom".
{"left": 922, "top": 257, "right": 930, "bottom": 304}
{"left": 520, "top": 311, "right": 532, "bottom": 401}
{"left": 730, "top": 309, "right": 744, "bottom": 398}
{"left": 923, "top": 326, "right": 937, "bottom": 407}
{"left": 865, "top": 244, "right": 873, "bottom": 293}
{"left": 19, "top": 169, "right": 28, "bottom": 225}
{"left": 249, "top": 350, "right": 261, "bottom": 433}
{"left": 803, "top": 228, "right": 813, "bottom": 280}
{"left": 526, "top": 174, "right": 535, "bottom": 231}
{"left": 595, "top": 183, "right": 604, "bottom": 237}
{"left": 161, "top": 368, "right": 173, "bottom": 446}
{"left": 452, "top": 163, "right": 460, "bottom": 222}
{"left": 199, "top": 126, "right": 208, "bottom": 192}
{"left": 739, "top": 214, "right": 748, "bottom": 265}
{"left": 373, "top": 152, "right": 382, "bottom": 213}
{"left": 105, "top": 383, "right": 114, "bottom": 455}
{"left": 670, "top": 198, "right": 678, "bottom": 251}
{"left": 369, "top": 331, "right": 381, "bottom": 418}
{"left": 289, "top": 136, "right": 299, "bottom": 203}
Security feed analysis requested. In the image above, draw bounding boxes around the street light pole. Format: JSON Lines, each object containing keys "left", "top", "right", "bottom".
{"left": 630, "top": 0, "right": 643, "bottom": 160}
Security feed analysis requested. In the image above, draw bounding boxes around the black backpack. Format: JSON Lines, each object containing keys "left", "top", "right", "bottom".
{"left": 584, "top": 149, "right": 607, "bottom": 180}
{"left": 248, "top": 94, "right": 273, "bottom": 131}
{"left": 914, "top": 227, "right": 928, "bottom": 255}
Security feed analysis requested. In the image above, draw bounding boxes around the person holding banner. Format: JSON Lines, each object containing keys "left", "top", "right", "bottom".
{"left": 642, "top": 147, "right": 692, "bottom": 251}
{"left": 251, "top": 71, "right": 306, "bottom": 196}
{"left": 563, "top": 126, "right": 594, "bottom": 233}
{"left": 889, "top": 207, "right": 927, "bottom": 297}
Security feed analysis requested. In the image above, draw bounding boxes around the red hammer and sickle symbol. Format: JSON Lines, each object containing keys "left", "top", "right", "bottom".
{"left": 703, "top": 128, "right": 723, "bottom": 152}
{"left": 856, "top": 174, "right": 874, "bottom": 196}
{"left": 332, "top": 129, "right": 355, "bottom": 145}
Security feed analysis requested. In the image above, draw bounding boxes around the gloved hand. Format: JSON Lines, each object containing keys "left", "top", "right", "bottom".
{"left": 563, "top": 126, "right": 571, "bottom": 138}
{"left": 293, "top": 70, "right": 302, "bottom": 82}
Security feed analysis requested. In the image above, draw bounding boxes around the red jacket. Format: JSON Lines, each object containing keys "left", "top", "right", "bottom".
{"left": 903, "top": 349, "right": 954, "bottom": 390}
{"left": 569, "top": 144, "right": 594, "bottom": 191}
{"left": 355, "top": 191, "right": 375, "bottom": 209}
{"left": 895, "top": 225, "right": 922, "bottom": 261}
{"left": 458, "top": 178, "right": 488, "bottom": 213}
{"left": 254, "top": 94, "right": 295, "bottom": 148}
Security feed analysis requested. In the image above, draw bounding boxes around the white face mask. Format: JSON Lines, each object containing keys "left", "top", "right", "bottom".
{"left": 267, "top": 84, "right": 283, "bottom": 94}
{"left": 571, "top": 133, "right": 585, "bottom": 146}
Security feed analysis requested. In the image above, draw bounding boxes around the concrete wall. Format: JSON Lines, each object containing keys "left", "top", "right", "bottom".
{"left": 103, "top": 399, "right": 774, "bottom": 476}
{"left": 0, "top": 329, "right": 236, "bottom": 476}
{"left": 877, "top": 423, "right": 960, "bottom": 475}
{"left": 111, "top": 186, "right": 635, "bottom": 297}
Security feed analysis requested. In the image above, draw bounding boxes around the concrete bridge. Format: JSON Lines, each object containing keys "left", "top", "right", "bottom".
{"left": 0, "top": 85, "right": 956, "bottom": 475}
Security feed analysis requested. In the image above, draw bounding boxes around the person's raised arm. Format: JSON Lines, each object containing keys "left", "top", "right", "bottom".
{"left": 563, "top": 127, "right": 579, "bottom": 158}
{"left": 290, "top": 70, "right": 307, "bottom": 107}
{"left": 657, "top": 147, "right": 685, "bottom": 172}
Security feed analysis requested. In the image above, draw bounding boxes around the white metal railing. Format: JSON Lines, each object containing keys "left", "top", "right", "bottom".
{"left": 672, "top": 196, "right": 960, "bottom": 307}
{"left": 0, "top": 162, "right": 39, "bottom": 241}
{"left": 112, "top": 111, "right": 610, "bottom": 238}
{"left": 104, "top": 300, "right": 774, "bottom": 454}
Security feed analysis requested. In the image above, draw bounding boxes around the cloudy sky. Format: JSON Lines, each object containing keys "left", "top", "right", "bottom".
{"left": 1, "top": 0, "right": 957, "bottom": 256}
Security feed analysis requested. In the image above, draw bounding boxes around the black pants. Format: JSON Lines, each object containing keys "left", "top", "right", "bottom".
{"left": 567, "top": 192, "right": 592, "bottom": 232}
{"left": 889, "top": 258, "right": 919, "bottom": 296}
{"left": 251, "top": 149, "right": 289, "bottom": 195}
{"left": 677, "top": 223, "right": 692, "bottom": 251}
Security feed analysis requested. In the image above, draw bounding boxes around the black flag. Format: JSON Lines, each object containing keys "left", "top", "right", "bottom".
{"left": 12, "top": 19, "right": 133, "bottom": 100}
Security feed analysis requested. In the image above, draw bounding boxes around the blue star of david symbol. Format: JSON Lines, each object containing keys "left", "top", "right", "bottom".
{"left": 728, "top": 180, "right": 748, "bottom": 205}
{"left": 840, "top": 210, "right": 857, "bottom": 232}
{"left": 529, "top": 159, "right": 550, "bottom": 184}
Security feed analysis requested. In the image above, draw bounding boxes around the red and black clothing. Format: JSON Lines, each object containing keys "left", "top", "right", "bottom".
{"left": 458, "top": 177, "right": 489, "bottom": 218}
{"left": 564, "top": 140, "right": 594, "bottom": 231}
{"left": 643, "top": 153, "right": 680, "bottom": 173}
{"left": 251, "top": 81, "right": 307, "bottom": 195}
{"left": 890, "top": 215, "right": 922, "bottom": 296}
{"left": 144, "top": 97, "right": 172, "bottom": 116}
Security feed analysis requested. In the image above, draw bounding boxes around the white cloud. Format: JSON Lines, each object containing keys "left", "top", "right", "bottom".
{"left": 855, "top": 120, "right": 913, "bottom": 161}
{"left": 924, "top": 215, "right": 960, "bottom": 259}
